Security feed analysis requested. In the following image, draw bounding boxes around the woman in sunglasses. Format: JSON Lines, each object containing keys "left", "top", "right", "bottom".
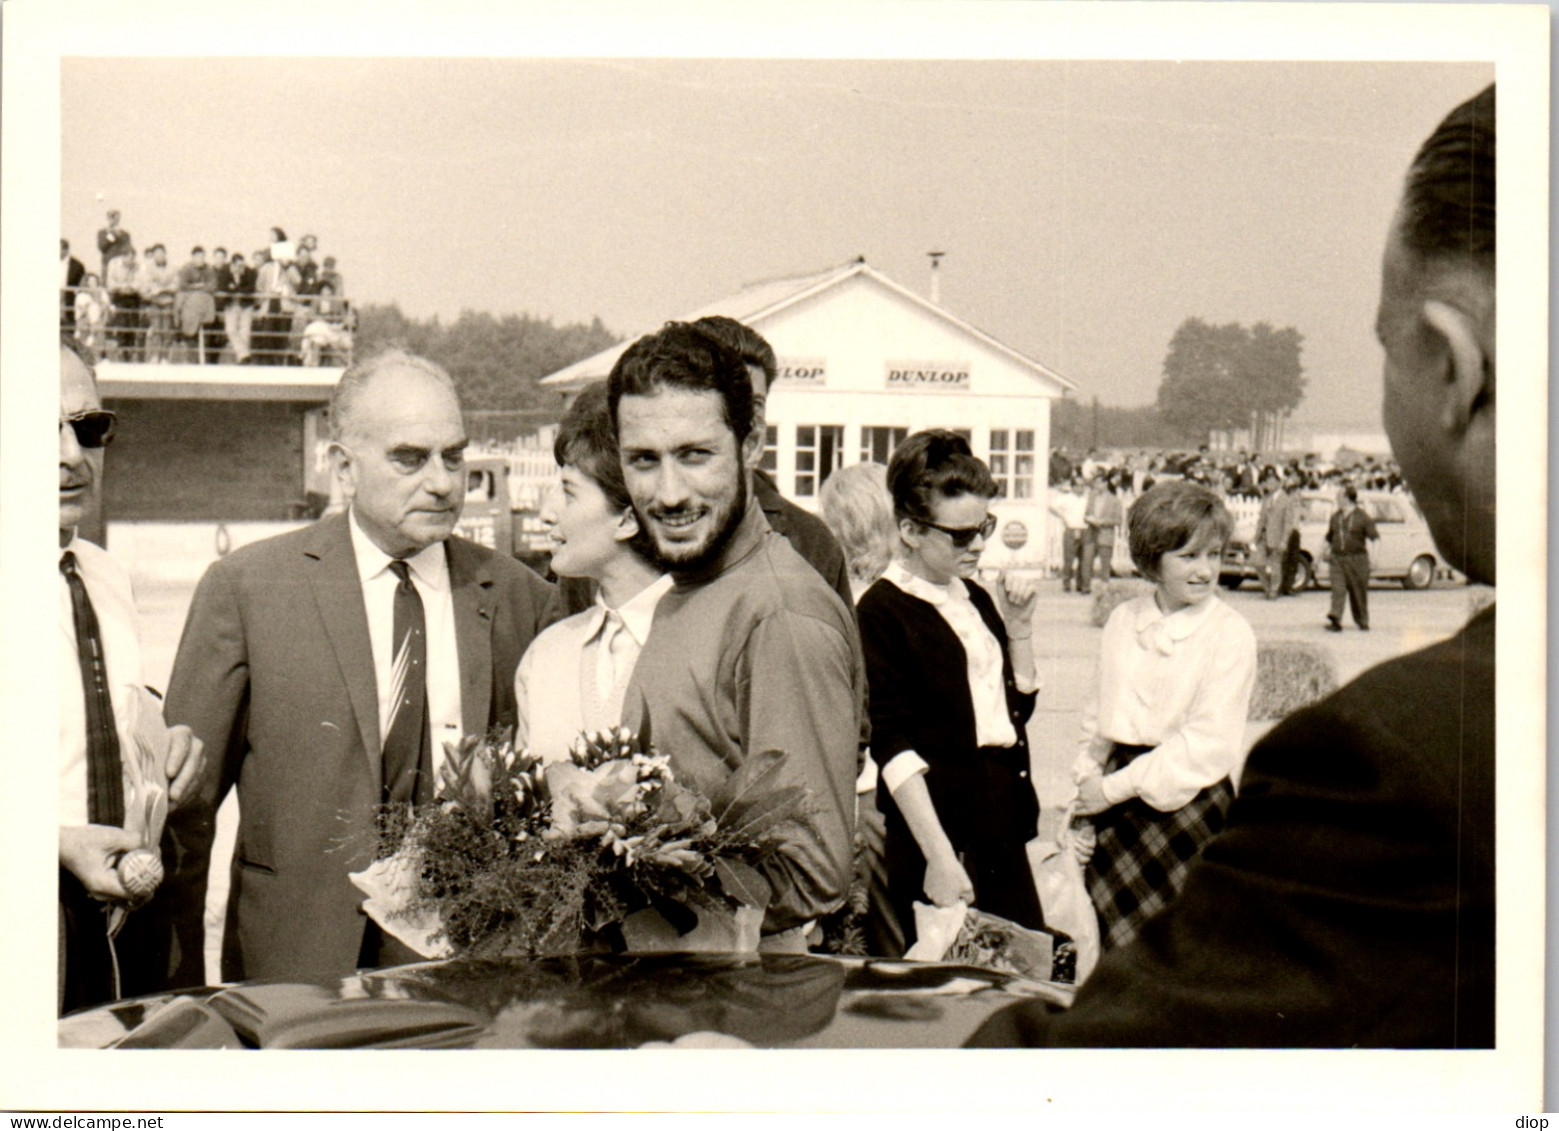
{"left": 856, "top": 429, "right": 1044, "bottom": 950}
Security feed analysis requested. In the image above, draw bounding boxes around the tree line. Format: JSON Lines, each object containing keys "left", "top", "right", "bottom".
{"left": 354, "top": 303, "right": 620, "bottom": 417}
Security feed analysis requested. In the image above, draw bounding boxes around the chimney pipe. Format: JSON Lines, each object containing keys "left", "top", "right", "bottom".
{"left": 927, "top": 251, "right": 945, "bottom": 305}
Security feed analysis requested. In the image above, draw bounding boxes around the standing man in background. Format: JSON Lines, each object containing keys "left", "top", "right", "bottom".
{"left": 1324, "top": 484, "right": 1378, "bottom": 631}
{"left": 96, "top": 209, "right": 132, "bottom": 280}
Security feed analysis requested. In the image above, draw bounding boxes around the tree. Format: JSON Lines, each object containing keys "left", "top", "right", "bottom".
{"left": 353, "top": 303, "right": 620, "bottom": 420}
{"left": 1154, "top": 317, "right": 1305, "bottom": 449}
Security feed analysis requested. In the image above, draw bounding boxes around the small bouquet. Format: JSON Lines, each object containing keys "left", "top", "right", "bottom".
{"left": 350, "top": 724, "right": 807, "bottom": 960}
{"left": 905, "top": 902, "right": 1077, "bottom": 985}
{"left": 108, "top": 687, "right": 174, "bottom": 937}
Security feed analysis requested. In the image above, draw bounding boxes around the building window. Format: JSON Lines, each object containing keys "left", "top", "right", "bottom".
{"left": 761, "top": 424, "right": 778, "bottom": 474}
{"left": 989, "top": 428, "right": 1036, "bottom": 499}
{"left": 795, "top": 424, "right": 845, "bottom": 497}
{"left": 860, "top": 425, "right": 909, "bottom": 465}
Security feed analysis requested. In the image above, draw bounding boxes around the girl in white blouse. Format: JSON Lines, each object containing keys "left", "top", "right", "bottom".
{"left": 1072, "top": 479, "right": 1256, "bottom": 950}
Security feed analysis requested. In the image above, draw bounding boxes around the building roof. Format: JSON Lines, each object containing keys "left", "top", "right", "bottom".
{"left": 538, "top": 258, "right": 1075, "bottom": 393}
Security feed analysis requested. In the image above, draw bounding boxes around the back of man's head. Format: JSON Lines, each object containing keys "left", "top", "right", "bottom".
{"left": 1399, "top": 85, "right": 1494, "bottom": 273}
{"left": 607, "top": 321, "right": 755, "bottom": 442}
{"left": 690, "top": 315, "right": 777, "bottom": 393}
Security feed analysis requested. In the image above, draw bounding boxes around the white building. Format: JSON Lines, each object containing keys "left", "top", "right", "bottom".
{"left": 539, "top": 258, "right": 1074, "bottom": 570}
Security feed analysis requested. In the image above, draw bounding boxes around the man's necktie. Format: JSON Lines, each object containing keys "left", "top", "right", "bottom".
{"left": 382, "top": 560, "right": 431, "bottom": 805}
{"left": 61, "top": 551, "right": 124, "bottom": 827}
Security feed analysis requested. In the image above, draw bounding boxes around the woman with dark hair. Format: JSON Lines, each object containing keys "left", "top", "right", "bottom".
{"left": 857, "top": 430, "right": 1044, "bottom": 948}
{"left": 1072, "top": 479, "right": 1256, "bottom": 950}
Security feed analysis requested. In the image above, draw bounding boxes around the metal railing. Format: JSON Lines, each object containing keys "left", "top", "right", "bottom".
{"left": 60, "top": 287, "right": 356, "bottom": 368}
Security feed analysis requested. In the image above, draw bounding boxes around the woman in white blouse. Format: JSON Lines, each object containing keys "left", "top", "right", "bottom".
{"left": 514, "top": 383, "right": 670, "bottom": 763}
{"left": 856, "top": 431, "right": 1043, "bottom": 948}
{"left": 1072, "top": 479, "right": 1257, "bottom": 950}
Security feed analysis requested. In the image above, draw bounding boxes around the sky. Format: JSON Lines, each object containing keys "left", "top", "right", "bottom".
{"left": 61, "top": 57, "right": 1492, "bottom": 428}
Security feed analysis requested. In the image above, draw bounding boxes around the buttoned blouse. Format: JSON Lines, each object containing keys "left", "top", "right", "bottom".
{"left": 1075, "top": 592, "right": 1257, "bottom": 811}
{"left": 514, "top": 574, "right": 672, "bottom": 763}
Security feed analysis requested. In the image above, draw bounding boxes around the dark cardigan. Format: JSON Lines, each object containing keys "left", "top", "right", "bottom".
{"left": 857, "top": 574, "right": 1039, "bottom": 886}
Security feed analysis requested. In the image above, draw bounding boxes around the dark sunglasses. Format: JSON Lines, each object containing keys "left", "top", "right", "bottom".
{"left": 61, "top": 410, "right": 117, "bottom": 449}
{"left": 919, "top": 513, "right": 997, "bottom": 549}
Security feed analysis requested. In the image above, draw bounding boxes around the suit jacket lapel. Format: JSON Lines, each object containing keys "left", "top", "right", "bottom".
{"left": 448, "top": 538, "right": 495, "bottom": 738}
{"left": 305, "top": 513, "right": 381, "bottom": 771}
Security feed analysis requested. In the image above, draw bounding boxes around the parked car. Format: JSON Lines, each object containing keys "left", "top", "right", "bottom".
{"left": 1221, "top": 490, "right": 1446, "bottom": 592}
{"left": 58, "top": 952, "right": 1073, "bottom": 1050}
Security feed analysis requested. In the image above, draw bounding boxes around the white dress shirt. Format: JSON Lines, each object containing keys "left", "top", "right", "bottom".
{"left": 877, "top": 561, "right": 1037, "bottom": 795}
{"left": 514, "top": 574, "right": 673, "bottom": 764}
{"left": 59, "top": 536, "right": 143, "bottom": 827}
{"left": 349, "top": 512, "right": 462, "bottom": 778}
{"left": 1075, "top": 592, "right": 1258, "bottom": 811}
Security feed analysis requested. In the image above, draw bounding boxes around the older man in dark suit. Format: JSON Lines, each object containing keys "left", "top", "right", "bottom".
{"left": 164, "top": 349, "right": 562, "bottom": 986}
{"left": 971, "top": 84, "right": 1495, "bottom": 1048}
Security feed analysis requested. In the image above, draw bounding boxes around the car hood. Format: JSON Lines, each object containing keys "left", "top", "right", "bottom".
{"left": 59, "top": 952, "right": 1073, "bottom": 1050}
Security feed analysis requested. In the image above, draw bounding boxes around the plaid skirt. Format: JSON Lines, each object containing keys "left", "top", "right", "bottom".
{"left": 1086, "top": 743, "right": 1235, "bottom": 951}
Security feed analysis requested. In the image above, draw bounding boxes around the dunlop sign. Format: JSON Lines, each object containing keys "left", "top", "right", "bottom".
{"left": 776, "top": 358, "right": 828, "bottom": 385}
{"left": 885, "top": 361, "right": 971, "bottom": 390}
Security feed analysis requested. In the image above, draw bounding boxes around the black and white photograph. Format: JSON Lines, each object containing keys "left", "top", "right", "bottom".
{"left": 0, "top": 0, "right": 1547, "bottom": 1115}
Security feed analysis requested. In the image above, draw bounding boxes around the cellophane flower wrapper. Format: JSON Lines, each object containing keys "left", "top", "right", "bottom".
{"left": 906, "top": 901, "right": 1072, "bottom": 984}
{"left": 107, "top": 685, "right": 173, "bottom": 937}
{"left": 356, "top": 726, "right": 806, "bottom": 960}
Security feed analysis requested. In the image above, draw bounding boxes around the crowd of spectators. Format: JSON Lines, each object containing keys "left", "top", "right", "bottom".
{"left": 1051, "top": 445, "right": 1406, "bottom": 499}
{"left": 60, "top": 212, "right": 354, "bottom": 367}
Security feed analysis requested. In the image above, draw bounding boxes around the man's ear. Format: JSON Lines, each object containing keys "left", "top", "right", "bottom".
{"left": 328, "top": 440, "right": 357, "bottom": 501}
{"left": 1421, "top": 298, "right": 1492, "bottom": 435}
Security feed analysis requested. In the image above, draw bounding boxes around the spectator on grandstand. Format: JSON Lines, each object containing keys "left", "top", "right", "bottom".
{"left": 294, "top": 245, "right": 320, "bottom": 296}
{"left": 174, "top": 247, "right": 218, "bottom": 363}
{"left": 96, "top": 210, "right": 132, "bottom": 279}
{"left": 73, "top": 273, "right": 109, "bottom": 354}
{"left": 217, "top": 252, "right": 258, "bottom": 365}
{"left": 269, "top": 226, "right": 295, "bottom": 267}
{"left": 252, "top": 248, "right": 290, "bottom": 364}
{"left": 61, "top": 239, "right": 86, "bottom": 331}
{"left": 320, "top": 255, "right": 343, "bottom": 296}
{"left": 106, "top": 247, "right": 142, "bottom": 362}
{"left": 299, "top": 284, "right": 355, "bottom": 367}
{"left": 138, "top": 244, "right": 179, "bottom": 363}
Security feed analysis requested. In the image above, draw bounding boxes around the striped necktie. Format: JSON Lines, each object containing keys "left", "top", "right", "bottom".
{"left": 382, "top": 559, "right": 431, "bottom": 805}
{"left": 61, "top": 551, "right": 124, "bottom": 826}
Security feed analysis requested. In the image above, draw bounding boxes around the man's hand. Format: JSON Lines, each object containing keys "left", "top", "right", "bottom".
{"left": 1073, "top": 772, "right": 1112, "bottom": 817}
{"left": 163, "top": 724, "right": 206, "bottom": 809}
{"left": 923, "top": 850, "right": 975, "bottom": 908}
{"left": 59, "top": 824, "right": 139, "bottom": 901}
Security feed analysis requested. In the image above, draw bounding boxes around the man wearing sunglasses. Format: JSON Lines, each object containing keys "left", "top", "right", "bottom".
{"left": 58, "top": 338, "right": 207, "bottom": 1013}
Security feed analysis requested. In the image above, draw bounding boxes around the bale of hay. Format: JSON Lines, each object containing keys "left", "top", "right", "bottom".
{"left": 1089, "top": 579, "right": 1154, "bottom": 627}
{"left": 1249, "top": 639, "right": 1340, "bottom": 721}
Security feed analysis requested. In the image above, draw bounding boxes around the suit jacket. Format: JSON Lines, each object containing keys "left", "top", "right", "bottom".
{"left": 969, "top": 606, "right": 1494, "bottom": 1048}
{"left": 163, "top": 513, "right": 562, "bottom": 985}
{"left": 752, "top": 470, "right": 854, "bottom": 612}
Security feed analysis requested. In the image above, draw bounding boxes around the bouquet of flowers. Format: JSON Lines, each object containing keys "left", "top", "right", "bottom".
{"left": 350, "top": 724, "right": 807, "bottom": 960}
{"left": 905, "top": 902, "right": 1078, "bottom": 985}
